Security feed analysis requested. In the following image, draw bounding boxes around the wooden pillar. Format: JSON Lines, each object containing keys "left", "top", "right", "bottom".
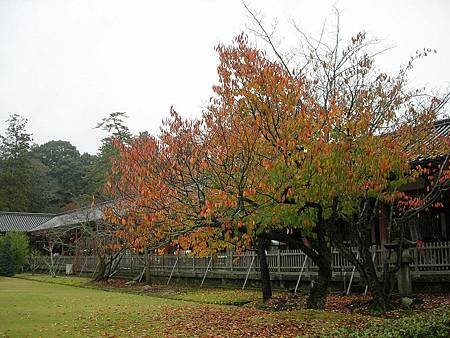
{"left": 378, "top": 207, "right": 389, "bottom": 245}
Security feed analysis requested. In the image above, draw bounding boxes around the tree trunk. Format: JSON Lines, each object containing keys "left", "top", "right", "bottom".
{"left": 361, "top": 245, "right": 388, "bottom": 313}
{"left": 263, "top": 227, "right": 332, "bottom": 308}
{"left": 48, "top": 243, "right": 56, "bottom": 278}
{"left": 307, "top": 245, "right": 332, "bottom": 309}
{"left": 257, "top": 237, "right": 272, "bottom": 302}
{"left": 93, "top": 255, "right": 107, "bottom": 282}
{"left": 368, "top": 276, "right": 388, "bottom": 313}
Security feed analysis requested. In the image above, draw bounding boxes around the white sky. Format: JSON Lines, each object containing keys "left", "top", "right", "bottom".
{"left": 0, "top": 0, "right": 449, "bottom": 154}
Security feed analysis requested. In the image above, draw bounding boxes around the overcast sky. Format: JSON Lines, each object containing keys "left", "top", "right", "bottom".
{"left": 1, "top": 0, "right": 449, "bottom": 154}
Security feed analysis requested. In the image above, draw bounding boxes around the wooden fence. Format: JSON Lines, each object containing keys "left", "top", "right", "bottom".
{"left": 43, "top": 241, "right": 450, "bottom": 280}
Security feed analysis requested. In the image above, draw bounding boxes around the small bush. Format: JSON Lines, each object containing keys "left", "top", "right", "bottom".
{"left": 329, "top": 308, "right": 450, "bottom": 337}
{"left": 0, "top": 236, "right": 15, "bottom": 276}
{"left": 8, "top": 232, "right": 29, "bottom": 272}
{"left": 0, "top": 232, "right": 29, "bottom": 276}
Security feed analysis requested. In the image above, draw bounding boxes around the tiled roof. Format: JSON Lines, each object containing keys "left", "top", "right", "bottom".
{"left": 0, "top": 212, "right": 56, "bottom": 232}
{"left": 31, "top": 205, "right": 104, "bottom": 232}
{"left": 412, "top": 118, "right": 450, "bottom": 163}
{"left": 0, "top": 202, "right": 109, "bottom": 233}
{"left": 423, "top": 118, "right": 450, "bottom": 152}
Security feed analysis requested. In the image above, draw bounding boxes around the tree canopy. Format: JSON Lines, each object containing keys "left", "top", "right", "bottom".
{"left": 105, "top": 28, "right": 450, "bottom": 311}
{"left": 0, "top": 112, "right": 128, "bottom": 213}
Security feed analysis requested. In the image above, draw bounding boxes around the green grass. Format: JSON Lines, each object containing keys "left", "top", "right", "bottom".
{"left": 0, "top": 276, "right": 359, "bottom": 337}
{"left": 17, "top": 273, "right": 262, "bottom": 305}
{"left": 0, "top": 277, "right": 179, "bottom": 337}
{"left": 175, "top": 288, "right": 260, "bottom": 305}
{"left": 2, "top": 276, "right": 447, "bottom": 337}
{"left": 327, "top": 308, "right": 450, "bottom": 337}
{"left": 16, "top": 274, "right": 89, "bottom": 287}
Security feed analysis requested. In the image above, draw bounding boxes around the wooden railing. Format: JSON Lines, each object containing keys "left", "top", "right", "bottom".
{"left": 41, "top": 241, "right": 450, "bottom": 279}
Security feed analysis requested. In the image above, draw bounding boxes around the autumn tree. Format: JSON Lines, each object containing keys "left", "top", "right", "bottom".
{"left": 203, "top": 15, "right": 450, "bottom": 310}
{"left": 83, "top": 217, "right": 128, "bottom": 282}
{"left": 106, "top": 43, "right": 326, "bottom": 305}
{"left": 105, "top": 111, "right": 231, "bottom": 284}
{"left": 106, "top": 11, "right": 449, "bottom": 311}
{"left": 242, "top": 7, "right": 450, "bottom": 312}
{"left": 105, "top": 35, "right": 331, "bottom": 306}
{"left": 204, "top": 32, "right": 338, "bottom": 306}
{"left": 105, "top": 111, "right": 230, "bottom": 257}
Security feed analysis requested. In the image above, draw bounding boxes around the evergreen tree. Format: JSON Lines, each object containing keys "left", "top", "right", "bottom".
{"left": 0, "top": 115, "right": 35, "bottom": 211}
{"left": 0, "top": 114, "right": 32, "bottom": 159}
{"left": 7, "top": 232, "right": 29, "bottom": 273}
{"left": 84, "top": 112, "right": 132, "bottom": 200}
{"left": 0, "top": 236, "right": 15, "bottom": 277}
{"left": 32, "top": 140, "right": 93, "bottom": 210}
{"left": 0, "top": 114, "right": 56, "bottom": 212}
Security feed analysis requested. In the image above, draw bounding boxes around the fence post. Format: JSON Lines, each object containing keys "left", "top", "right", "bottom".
{"left": 167, "top": 256, "right": 179, "bottom": 285}
{"left": 230, "top": 251, "right": 233, "bottom": 272}
{"left": 242, "top": 253, "right": 255, "bottom": 290}
{"left": 78, "top": 256, "right": 87, "bottom": 276}
{"left": 346, "top": 252, "right": 359, "bottom": 295}
{"left": 200, "top": 257, "right": 213, "bottom": 287}
{"left": 294, "top": 255, "right": 308, "bottom": 294}
{"left": 277, "top": 251, "right": 281, "bottom": 273}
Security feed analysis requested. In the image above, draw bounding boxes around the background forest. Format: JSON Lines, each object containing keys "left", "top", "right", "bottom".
{"left": 0, "top": 112, "right": 130, "bottom": 213}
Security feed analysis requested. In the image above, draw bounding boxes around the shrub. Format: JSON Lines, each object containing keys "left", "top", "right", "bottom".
{"left": 0, "top": 232, "right": 29, "bottom": 276}
{"left": 329, "top": 308, "right": 450, "bottom": 337}
{"left": 0, "top": 236, "right": 15, "bottom": 276}
{"left": 8, "top": 232, "right": 29, "bottom": 272}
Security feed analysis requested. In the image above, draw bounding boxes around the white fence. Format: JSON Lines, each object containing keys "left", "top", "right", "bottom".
{"left": 43, "top": 241, "right": 450, "bottom": 279}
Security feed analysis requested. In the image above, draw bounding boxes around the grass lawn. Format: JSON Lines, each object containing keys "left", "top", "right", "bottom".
{"left": 1, "top": 276, "right": 448, "bottom": 337}
{"left": 15, "top": 274, "right": 89, "bottom": 287}
{"left": 0, "top": 277, "right": 177, "bottom": 337}
{"left": 16, "top": 273, "right": 262, "bottom": 305}
{"left": 0, "top": 276, "right": 364, "bottom": 337}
